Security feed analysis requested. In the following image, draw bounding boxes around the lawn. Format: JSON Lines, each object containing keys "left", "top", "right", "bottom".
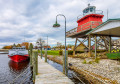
{"left": 38, "top": 50, "right": 60, "bottom": 56}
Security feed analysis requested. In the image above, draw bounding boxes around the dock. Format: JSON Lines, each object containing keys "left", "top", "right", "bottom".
{"left": 35, "top": 56, "right": 74, "bottom": 84}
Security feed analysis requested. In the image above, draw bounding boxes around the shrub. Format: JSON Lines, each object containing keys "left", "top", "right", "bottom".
{"left": 59, "top": 50, "right": 63, "bottom": 55}
{"left": 88, "top": 61, "right": 93, "bottom": 64}
{"left": 82, "top": 59, "right": 87, "bottom": 64}
{"left": 95, "top": 58, "right": 100, "bottom": 63}
{"left": 68, "top": 50, "right": 73, "bottom": 55}
{"left": 76, "top": 51, "right": 84, "bottom": 54}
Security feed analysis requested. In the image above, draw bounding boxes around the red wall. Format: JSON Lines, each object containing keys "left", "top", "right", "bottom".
{"left": 77, "top": 14, "right": 104, "bottom": 32}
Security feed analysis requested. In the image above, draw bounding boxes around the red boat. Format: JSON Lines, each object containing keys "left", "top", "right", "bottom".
{"left": 8, "top": 46, "right": 29, "bottom": 62}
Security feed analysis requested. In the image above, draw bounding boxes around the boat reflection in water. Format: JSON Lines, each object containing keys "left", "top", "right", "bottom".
{"left": 8, "top": 60, "right": 33, "bottom": 83}
{"left": 8, "top": 60, "right": 29, "bottom": 73}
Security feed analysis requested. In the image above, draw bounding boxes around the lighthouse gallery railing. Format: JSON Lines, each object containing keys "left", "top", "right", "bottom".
{"left": 66, "top": 21, "right": 102, "bottom": 36}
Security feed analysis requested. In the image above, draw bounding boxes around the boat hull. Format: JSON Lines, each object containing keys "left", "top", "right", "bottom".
{"left": 8, "top": 55, "right": 29, "bottom": 62}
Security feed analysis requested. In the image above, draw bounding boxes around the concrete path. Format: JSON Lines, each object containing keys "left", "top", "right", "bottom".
{"left": 35, "top": 56, "right": 74, "bottom": 84}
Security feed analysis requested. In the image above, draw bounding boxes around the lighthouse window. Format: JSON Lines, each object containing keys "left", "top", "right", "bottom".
{"left": 90, "top": 8, "right": 93, "bottom": 12}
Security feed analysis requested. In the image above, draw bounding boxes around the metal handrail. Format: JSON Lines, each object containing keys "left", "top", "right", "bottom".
{"left": 77, "top": 10, "right": 103, "bottom": 20}
{"left": 66, "top": 21, "right": 102, "bottom": 36}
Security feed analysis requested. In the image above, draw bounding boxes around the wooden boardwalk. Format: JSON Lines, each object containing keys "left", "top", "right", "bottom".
{"left": 35, "top": 56, "right": 74, "bottom": 84}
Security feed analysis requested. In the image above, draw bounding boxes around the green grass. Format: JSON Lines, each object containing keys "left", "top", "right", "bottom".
{"left": 47, "top": 50, "right": 59, "bottom": 55}
{"left": 38, "top": 50, "right": 59, "bottom": 56}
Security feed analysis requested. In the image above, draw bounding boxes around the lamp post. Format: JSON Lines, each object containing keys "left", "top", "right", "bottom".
{"left": 53, "top": 14, "right": 67, "bottom": 76}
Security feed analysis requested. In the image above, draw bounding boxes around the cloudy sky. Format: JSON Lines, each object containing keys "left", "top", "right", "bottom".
{"left": 0, "top": 0, "right": 120, "bottom": 48}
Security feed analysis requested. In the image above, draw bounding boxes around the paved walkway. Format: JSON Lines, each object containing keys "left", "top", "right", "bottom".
{"left": 35, "top": 56, "right": 74, "bottom": 84}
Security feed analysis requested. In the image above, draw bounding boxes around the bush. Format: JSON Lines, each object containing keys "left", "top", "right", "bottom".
{"left": 82, "top": 59, "right": 87, "bottom": 64}
{"left": 59, "top": 50, "right": 63, "bottom": 55}
{"left": 76, "top": 51, "right": 84, "bottom": 54}
{"left": 68, "top": 50, "right": 73, "bottom": 55}
{"left": 95, "top": 58, "right": 100, "bottom": 63}
{"left": 88, "top": 61, "right": 93, "bottom": 64}
{"left": 92, "top": 50, "right": 107, "bottom": 53}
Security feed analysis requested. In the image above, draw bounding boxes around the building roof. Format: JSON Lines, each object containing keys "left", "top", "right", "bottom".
{"left": 43, "top": 46, "right": 51, "bottom": 48}
{"left": 86, "top": 18, "right": 120, "bottom": 37}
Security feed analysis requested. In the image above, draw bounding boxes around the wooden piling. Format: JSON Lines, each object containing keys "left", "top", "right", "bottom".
{"left": 63, "top": 50, "right": 65, "bottom": 74}
{"left": 109, "top": 36, "right": 111, "bottom": 53}
{"left": 29, "top": 43, "right": 33, "bottom": 66}
{"left": 95, "top": 36, "right": 97, "bottom": 59}
{"left": 33, "top": 52, "right": 35, "bottom": 82}
{"left": 32, "top": 51, "right": 38, "bottom": 82}
{"left": 35, "top": 51, "right": 38, "bottom": 75}
{"left": 63, "top": 50, "right": 68, "bottom": 76}
{"left": 40, "top": 48, "right": 42, "bottom": 59}
{"left": 45, "top": 49, "right": 47, "bottom": 62}
{"left": 66, "top": 50, "right": 68, "bottom": 76}
{"left": 88, "top": 35, "right": 91, "bottom": 57}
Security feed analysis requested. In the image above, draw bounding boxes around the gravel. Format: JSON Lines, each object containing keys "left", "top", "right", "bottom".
{"left": 49, "top": 55, "right": 120, "bottom": 83}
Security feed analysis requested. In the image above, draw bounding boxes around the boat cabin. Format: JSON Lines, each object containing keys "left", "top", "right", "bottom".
{"left": 12, "top": 46, "right": 26, "bottom": 50}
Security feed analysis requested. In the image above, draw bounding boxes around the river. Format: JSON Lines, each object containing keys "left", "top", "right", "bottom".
{"left": 0, "top": 53, "right": 88, "bottom": 84}
{"left": 0, "top": 54, "right": 33, "bottom": 84}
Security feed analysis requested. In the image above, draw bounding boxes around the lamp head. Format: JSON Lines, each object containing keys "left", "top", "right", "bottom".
{"left": 53, "top": 21, "right": 60, "bottom": 28}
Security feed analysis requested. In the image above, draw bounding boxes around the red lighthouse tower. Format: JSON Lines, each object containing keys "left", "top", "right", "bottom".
{"left": 77, "top": 4, "right": 104, "bottom": 33}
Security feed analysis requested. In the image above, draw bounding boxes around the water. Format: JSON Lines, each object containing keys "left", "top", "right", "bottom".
{"left": 42, "top": 57, "right": 89, "bottom": 84}
{"left": 0, "top": 54, "right": 33, "bottom": 84}
{"left": 0, "top": 53, "right": 88, "bottom": 84}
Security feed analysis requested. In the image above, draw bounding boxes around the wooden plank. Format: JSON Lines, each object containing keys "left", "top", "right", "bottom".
{"left": 35, "top": 57, "right": 74, "bottom": 84}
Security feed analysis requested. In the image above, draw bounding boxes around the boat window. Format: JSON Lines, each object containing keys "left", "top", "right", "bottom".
{"left": 83, "top": 10, "right": 86, "bottom": 13}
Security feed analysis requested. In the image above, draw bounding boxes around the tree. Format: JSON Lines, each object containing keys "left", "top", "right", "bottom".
{"left": 21, "top": 42, "right": 29, "bottom": 49}
{"left": 2, "top": 45, "right": 12, "bottom": 49}
{"left": 36, "top": 38, "right": 45, "bottom": 49}
{"left": 16, "top": 44, "right": 21, "bottom": 47}
{"left": 36, "top": 38, "right": 45, "bottom": 58}
{"left": 29, "top": 43, "right": 33, "bottom": 50}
